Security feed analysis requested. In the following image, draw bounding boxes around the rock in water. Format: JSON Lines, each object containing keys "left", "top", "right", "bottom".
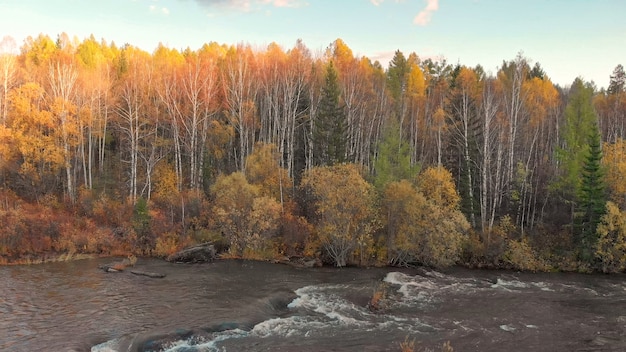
{"left": 166, "top": 243, "right": 216, "bottom": 263}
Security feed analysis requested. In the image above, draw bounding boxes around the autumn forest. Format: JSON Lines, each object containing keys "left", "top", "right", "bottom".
{"left": 1, "top": 33, "right": 626, "bottom": 272}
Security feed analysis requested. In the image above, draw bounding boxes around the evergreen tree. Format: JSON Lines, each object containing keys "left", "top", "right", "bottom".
{"left": 576, "top": 121, "right": 607, "bottom": 261}
{"left": 529, "top": 62, "right": 546, "bottom": 80}
{"left": 607, "top": 64, "right": 625, "bottom": 95}
{"left": 386, "top": 50, "right": 408, "bottom": 103}
{"left": 133, "top": 197, "right": 152, "bottom": 252}
{"left": 373, "top": 119, "right": 420, "bottom": 190}
{"left": 313, "top": 61, "right": 346, "bottom": 166}
{"left": 555, "top": 78, "right": 597, "bottom": 201}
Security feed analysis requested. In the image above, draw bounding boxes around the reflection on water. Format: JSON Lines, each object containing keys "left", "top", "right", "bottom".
{"left": 1, "top": 258, "right": 626, "bottom": 352}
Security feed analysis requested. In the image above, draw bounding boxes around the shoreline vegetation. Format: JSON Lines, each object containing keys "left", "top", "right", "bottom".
{"left": 1, "top": 34, "right": 626, "bottom": 273}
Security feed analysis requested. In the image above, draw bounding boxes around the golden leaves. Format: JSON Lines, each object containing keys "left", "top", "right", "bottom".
{"left": 603, "top": 138, "right": 626, "bottom": 208}
{"left": 382, "top": 166, "right": 469, "bottom": 267}
{"left": 210, "top": 171, "right": 282, "bottom": 257}
{"left": 417, "top": 165, "right": 461, "bottom": 211}
{"left": 596, "top": 201, "right": 626, "bottom": 273}
{"left": 300, "top": 164, "right": 378, "bottom": 266}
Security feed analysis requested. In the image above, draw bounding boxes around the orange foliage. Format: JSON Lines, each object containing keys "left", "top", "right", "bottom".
{"left": 0, "top": 195, "right": 135, "bottom": 263}
{"left": 603, "top": 139, "right": 626, "bottom": 208}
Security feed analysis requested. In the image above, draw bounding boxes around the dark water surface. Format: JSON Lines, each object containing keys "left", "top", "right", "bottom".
{"left": 1, "top": 258, "right": 626, "bottom": 351}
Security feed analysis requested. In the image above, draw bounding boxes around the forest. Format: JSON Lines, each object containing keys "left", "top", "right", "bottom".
{"left": 0, "top": 33, "right": 625, "bottom": 272}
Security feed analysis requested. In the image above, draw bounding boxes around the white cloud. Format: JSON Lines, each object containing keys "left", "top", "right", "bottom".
{"left": 149, "top": 5, "right": 170, "bottom": 15}
{"left": 413, "top": 0, "right": 439, "bottom": 26}
{"left": 261, "top": 0, "right": 303, "bottom": 8}
{"left": 191, "top": 0, "right": 305, "bottom": 11}
{"left": 370, "top": 0, "right": 405, "bottom": 5}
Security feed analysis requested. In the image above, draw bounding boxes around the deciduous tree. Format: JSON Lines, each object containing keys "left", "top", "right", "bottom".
{"left": 595, "top": 201, "right": 626, "bottom": 273}
{"left": 382, "top": 167, "right": 469, "bottom": 267}
{"left": 300, "top": 164, "right": 378, "bottom": 266}
{"left": 210, "top": 172, "right": 281, "bottom": 257}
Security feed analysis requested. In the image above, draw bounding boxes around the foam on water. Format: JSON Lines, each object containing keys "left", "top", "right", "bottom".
{"left": 289, "top": 284, "right": 371, "bottom": 325}
{"left": 491, "top": 278, "right": 530, "bottom": 291}
{"left": 383, "top": 272, "right": 438, "bottom": 304}
{"left": 499, "top": 324, "right": 516, "bottom": 332}
{"left": 93, "top": 281, "right": 433, "bottom": 352}
{"left": 251, "top": 316, "right": 327, "bottom": 338}
{"left": 531, "top": 281, "right": 555, "bottom": 292}
{"left": 91, "top": 338, "right": 122, "bottom": 352}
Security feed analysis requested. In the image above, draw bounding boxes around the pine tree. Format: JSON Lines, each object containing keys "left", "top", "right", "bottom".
{"left": 133, "top": 197, "right": 152, "bottom": 252}
{"left": 313, "top": 61, "right": 346, "bottom": 166}
{"left": 386, "top": 50, "right": 408, "bottom": 103}
{"left": 373, "top": 119, "right": 419, "bottom": 190}
{"left": 577, "top": 121, "right": 607, "bottom": 261}
{"left": 607, "top": 64, "right": 625, "bottom": 95}
{"left": 555, "top": 78, "right": 597, "bottom": 202}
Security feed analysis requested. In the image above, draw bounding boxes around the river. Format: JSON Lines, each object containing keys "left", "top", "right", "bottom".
{"left": 1, "top": 258, "right": 626, "bottom": 351}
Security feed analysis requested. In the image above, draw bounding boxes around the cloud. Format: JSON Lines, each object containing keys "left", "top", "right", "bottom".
{"left": 370, "top": 0, "right": 404, "bottom": 5}
{"left": 261, "top": 0, "right": 303, "bottom": 7}
{"left": 191, "top": 0, "right": 305, "bottom": 12}
{"left": 149, "top": 5, "right": 170, "bottom": 15}
{"left": 413, "top": 0, "right": 439, "bottom": 26}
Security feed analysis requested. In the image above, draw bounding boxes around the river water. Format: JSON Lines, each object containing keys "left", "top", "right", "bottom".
{"left": 1, "top": 258, "right": 626, "bottom": 352}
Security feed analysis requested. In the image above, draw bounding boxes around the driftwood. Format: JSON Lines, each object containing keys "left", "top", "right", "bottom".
{"left": 166, "top": 243, "right": 216, "bottom": 263}
{"left": 100, "top": 266, "right": 123, "bottom": 273}
{"left": 99, "top": 255, "right": 138, "bottom": 272}
{"left": 278, "top": 256, "right": 323, "bottom": 268}
{"left": 130, "top": 270, "right": 166, "bottom": 278}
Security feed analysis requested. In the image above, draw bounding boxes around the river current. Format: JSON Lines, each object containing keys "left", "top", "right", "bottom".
{"left": 1, "top": 258, "right": 626, "bottom": 351}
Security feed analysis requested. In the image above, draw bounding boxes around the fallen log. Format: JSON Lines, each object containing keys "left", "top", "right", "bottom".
{"left": 99, "top": 255, "right": 138, "bottom": 272}
{"left": 130, "top": 270, "right": 166, "bottom": 278}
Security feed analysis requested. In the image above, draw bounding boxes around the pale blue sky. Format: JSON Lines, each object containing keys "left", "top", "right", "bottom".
{"left": 0, "top": 0, "right": 624, "bottom": 88}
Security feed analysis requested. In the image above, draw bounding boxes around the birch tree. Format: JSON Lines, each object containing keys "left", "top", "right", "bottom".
{"left": 221, "top": 44, "right": 258, "bottom": 171}
{"left": 0, "top": 36, "right": 19, "bottom": 126}
{"left": 48, "top": 54, "right": 79, "bottom": 201}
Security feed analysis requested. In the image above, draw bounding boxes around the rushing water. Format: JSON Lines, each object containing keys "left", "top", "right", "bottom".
{"left": 2, "top": 258, "right": 626, "bottom": 352}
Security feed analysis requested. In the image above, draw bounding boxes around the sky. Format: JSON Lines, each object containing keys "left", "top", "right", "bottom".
{"left": 0, "top": 0, "right": 625, "bottom": 88}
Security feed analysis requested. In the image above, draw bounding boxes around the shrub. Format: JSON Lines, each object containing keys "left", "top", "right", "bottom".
{"left": 368, "top": 282, "right": 390, "bottom": 312}
{"left": 154, "top": 232, "right": 181, "bottom": 258}
{"left": 595, "top": 201, "right": 626, "bottom": 273}
{"left": 504, "top": 237, "right": 545, "bottom": 271}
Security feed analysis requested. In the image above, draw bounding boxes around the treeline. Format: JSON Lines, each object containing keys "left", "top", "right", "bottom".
{"left": 1, "top": 33, "right": 626, "bottom": 271}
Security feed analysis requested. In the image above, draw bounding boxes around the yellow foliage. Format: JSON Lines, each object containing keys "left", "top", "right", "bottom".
{"left": 154, "top": 232, "right": 180, "bottom": 258}
{"left": 504, "top": 237, "right": 545, "bottom": 271}
{"left": 206, "top": 120, "right": 234, "bottom": 160}
{"left": 154, "top": 162, "right": 180, "bottom": 201}
{"left": 523, "top": 76, "right": 559, "bottom": 128}
{"left": 596, "top": 201, "right": 626, "bottom": 273}
{"left": 603, "top": 139, "right": 626, "bottom": 208}
{"left": 416, "top": 166, "right": 461, "bottom": 210}
{"left": 210, "top": 172, "right": 281, "bottom": 257}
{"left": 383, "top": 179, "right": 469, "bottom": 267}
{"left": 300, "top": 164, "right": 378, "bottom": 267}
{"left": 406, "top": 62, "right": 426, "bottom": 100}
{"left": 245, "top": 142, "right": 291, "bottom": 201}
{"left": 7, "top": 83, "right": 72, "bottom": 194}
